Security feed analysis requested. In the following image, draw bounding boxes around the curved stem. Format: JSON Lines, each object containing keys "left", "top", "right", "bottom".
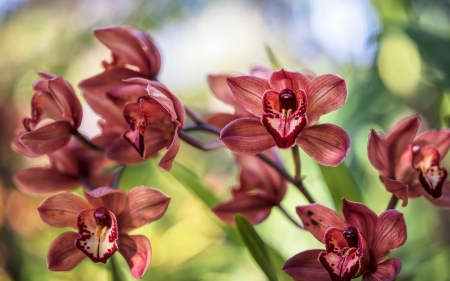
{"left": 291, "top": 145, "right": 301, "bottom": 181}
{"left": 277, "top": 204, "right": 304, "bottom": 229}
{"left": 386, "top": 194, "right": 399, "bottom": 210}
{"left": 183, "top": 123, "right": 222, "bottom": 134}
{"left": 73, "top": 130, "right": 105, "bottom": 154}
{"left": 178, "top": 129, "right": 224, "bottom": 150}
{"left": 185, "top": 106, "right": 204, "bottom": 124}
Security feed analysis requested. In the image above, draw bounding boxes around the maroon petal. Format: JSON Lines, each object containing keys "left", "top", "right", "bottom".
{"left": 282, "top": 250, "right": 331, "bottom": 281}
{"left": 11, "top": 129, "right": 43, "bottom": 157}
{"left": 14, "top": 167, "right": 79, "bottom": 195}
{"left": 118, "top": 186, "right": 171, "bottom": 233}
{"left": 249, "top": 66, "right": 273, "bottom": 79}
{"left": 367, "top": 129, "right": 389, "bottom": 176}
{"left": 342, "top": 199, "right": 378, "bottom": 248}
{"left": 18, "top": 121, "right": 74, "bottom": 155}
{"left": 269, "top": 69, "right": 309, "bottom": 93}
{"left": 84, "top": 187, "right": 127, "bottom": 215}
{"left": 362, "top": 258, "right": 402, "bottom": 281}
{"left": 118, "top": 234, "right": 152, "bottom": 279}
{"left": 379, "top": 176, "right": 409, "bottom": 207}
{"left": 296, "top": 124, "right": 351, "bottom": 166}
{"left": 146, "top": 85, "right": 180, "bottom": 124}
{"left": 423, "top": 181, "right": 450, "bottom": 208}
{"left": 158, "top": 127, "right": 180, "bottom": 171}
{"left": 226, "top": 76, "right": 270, "bottom": 116}
{"left": 123, "top": 102, "right": 147, "bottom": 156}
{"left": 296, "top": 204, "right": 347, "bottom": 243}
{"left": 385, "top": 115, "right": 420, "bottom": 166}
{"left": 220, "top": 117, "right": 276, "bottom": 155}
{"left": 371, "top": 210, "right": 406, "bottom": 263}
{"left": 207, "top": 74, "right": 238, "bottom": 107}
{"left": 306, "top": 74, "right": 347, "bottom": 125}
{"left": 212, "top": 195, "right": 274, "bottom": 225}
{"left": 47, "top": 232, "right": 87, "bottom": 271}
{"left": 106, "top": 84, "right": 148, "bottom": 108}
{"left": 47, "top": 76, "right": 83, "bottom": 128}
{"left": 23, "top": 90, "right": 62, "bottom": 130}
{"left": 204, "top": 113, "right": 240, "bottom": 129}
{"left": 414, "top": 129, "right": 450, "bottom": 158}
{"left": 38, "top": 191, "right": 91, "bottom": 229}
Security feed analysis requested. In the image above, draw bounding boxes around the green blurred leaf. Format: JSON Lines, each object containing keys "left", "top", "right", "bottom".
{"left": 265, "top": 44, "right": 281, "bottom": 70}
{"left": 319, "top": 163, "right": 362, "bottom": 212}
{"left": 109, "top": 254, "right": 127, "bottom": 281}
{"left": 118, "top": 161, "right": 157, "bottom": 190}
{"left": 235, "top": 215, "right": 278, "bottom": 281}
{"left": 267, "top": 246, "right": 292, "bottom": 281}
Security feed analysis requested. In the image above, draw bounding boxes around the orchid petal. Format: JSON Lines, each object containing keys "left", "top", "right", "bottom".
{"left": 296, "top": 204, "right": 347, "bottom": 243}
{"left": 212, "top": 195, "right": 274, "bottom": 225}
{"left": 84, "top": 187, "right": 127, "bottom": 216}
{"left": 282, "top": 250, "right": 331, "bottom": 281}
{"left": 414, "top": 129, "right": 450, "bottom": 158}
{"left": 342, "top": 199, "right": 378, "bottom": 248}
{"left": 123, "top": 102, "right": 147, "bottom": 156}
{"left": 38, "top": 191, "right": 91, "bottom": 229}
{"left": 296, "top": 124, "right": 351, "bottom": 166}
{"left": 385, "top": 115, "right": 420, "bottom": 166}
{"left": 118, "top": 186, "right": 170, "bottom": 233}
{"left": 158, "top": 128, "right": 180, "bottom": 171}
{"left": 422, "top": 181, "right": 450, "bottom": 208}
{"left": 250, "top": 66, "right": 273, "bottom": 80}
{"left": 48, "top": 77, "right": 83, "bottom": 128}
{"left": 47, "top": 232, "right": 87, "bottom": 271}
{"left": 226, "top": 76, "right": 270, "bottom": 116}
{"left": 118, "top": 234, "right": 152, "bottom": 279}
{"left": 23, "top": 91, "right": 62, "bottom": 130}
{"left": 11, "top": 130, "right": 41, "bottom": 157}
{"left": 146, "top": 85, "right": 180, "bottom": 124}
{"left": 371, "top": 210, "right": 406, "bottom": 263}
{"left": 204, "top": 113, "right": 239, "bottom": 129}
{"left": 75, "top": 209, "right": 119, "bottom": 263}
{"left": 367, "top": 129, "right": 389, "bottom": 176}
{"left": 379, "top": 176, "right": 409, "bottom": 207}
{"left": 18, "top": 121, "right": 74, "bottom": 154}
{"left": 207, "top": 74, "right": 239, "bottom": 107}
{"left": 269, "top": 69, "right": 309, "bottom": 93}
{"left": 307, "top": 74, "right": 347, "bottom": 124}
{"left": 106, "top": 84, "right": 148, "bottom": 108}
{"left": 362, "top": 258, "right": 402, "bottom": 281}
{"left": 14, "top": 167, "right": 79, "bottom": 195}
{"left": 220, "top": 117, "right": 276, "bottom": 155}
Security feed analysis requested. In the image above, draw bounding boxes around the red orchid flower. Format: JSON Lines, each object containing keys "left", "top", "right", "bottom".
{"left": 211, "top": 148, "right": 287, "bottom": 224}
{"left": 79, "top": 25, "right": 161, "bottom": 132}
{"left": 12, "top": 71, "right": 82, "bottom": 155}
{"left": 37, "top": 186, "right": 170, "bottom": 279}
{"left": 220, "top": 69, "right": 350, "bottom": 166}
{"left": 283, "top": 199, "right": 406, "bottom": 281}
{"left": 368, "top": 115, "right": 450, "bottom": 207}
{"left": 94, "top": 77, "right": 185, "bottom": 171}
{"left": 13, "top": 136, "right": 116, "bottom": 195}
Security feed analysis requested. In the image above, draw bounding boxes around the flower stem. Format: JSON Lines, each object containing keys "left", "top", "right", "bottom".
{"left": 386, "top": 194, "right": 399, "bottom": 210}
{"left": 178, "top": 129, "right": 224, "bottom": 150}
{"left": 277, "top": 204, "right": 304, "bottom": 229}
{"left": 291, "top": 145, "right": 301, "bottom": 181}
{"left": 73, "top": 130, "right": 105, "bottom": 154}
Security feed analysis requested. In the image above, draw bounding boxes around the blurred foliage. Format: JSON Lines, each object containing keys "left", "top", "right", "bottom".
{"left": 1, "top": 0, "right": 450, "bottom": 280}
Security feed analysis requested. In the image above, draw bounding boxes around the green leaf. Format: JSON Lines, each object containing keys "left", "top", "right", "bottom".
{"left": 118, "top": 160, "right": 157, "bottom": 190}
{"left": 235, "top": 215, "right": 278, "bottom": 281}
{"left": 319, "top": 162, "right": 362, "bottom": 212}
{"left": 265, "top": 44, "right": 281, "bottom": 70}
{"left": 108, "top": 254, "right": 127, "bottom": 281}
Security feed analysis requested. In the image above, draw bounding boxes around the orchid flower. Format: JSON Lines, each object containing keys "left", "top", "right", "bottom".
{"left": 368, "top": 115, "right": 450, "bottom": 207}
{"left": 12, "top": 71, "right": 82, "bottom": 155}
{"left": 283, "top": 199, "right": 406, "bottom": 281}
{"left": 212, "top": 148, "right": 286, "bottom": 224}
{"left": 37, "top": 186, "right": 170, "bottom": 278}
{"left": 220, "top": 69, "right": 350, "bottom": 166}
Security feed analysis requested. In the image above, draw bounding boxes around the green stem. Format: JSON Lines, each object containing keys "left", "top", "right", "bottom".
{"left": 277, "top": 204, "right": 304, "bottom": 229}
{"left": 386, "top": 194, "right": 399, "bottom": 210}
{"left": 291, "top": 145, "right": 301, "bottom": 181}
{"left": 73, "top": 130, "right": 105, "bottom": 154}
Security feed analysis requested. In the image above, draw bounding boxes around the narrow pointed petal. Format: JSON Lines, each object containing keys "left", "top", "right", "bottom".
{"left": 414, "top": 129, "right": 450, "bottom": 157}
{"left": 48, "top": 77, "right": 83, "bottom": 128}
{"left": 75, "top": 209, "right": 119, "bottom": 263}
{"left": 158, "top": 128, "right": 180, "bottom": 171}
{"left": 296, "top": 124, "right": 351, "bottom": 166}
{"left": 118, "top": 234, "right": 152, "bottom": 279}
{"left": 385, "top": 115, "right": 420, "bottom": 165}
{"left": 367, "top": 129, "right": 389, "bottom": 176}
{"left": 362, "top": 258, "right": 402, "bottom": 281}
{"left": 342, "top": 199, "right": 378, "bottom": 248}
{"left": 23, "top": 91, "right": 62, "bottom": 130}
{"left": 38, "top": 191, "right": 92, "bottom": 229}
{"left": 220, "top": 117, "right": 276, "bottom": 155}
{"left": 47, "top": 232, "right": 87, "bottom": 271}
{"left": 379, "top": 176, "right": 409, "bottom": 207}
{"left": 207, "top": 74, "right": 238, "bottom": 107}
{"left": 14, "top": 168, "right": 79, "bottom": 195}
{"left": 306, "top": 74, "right": 347, "bottom": 124}
{"left": 296, "top": 204, "right": 347, "bottom": 243}
{"left": 11, "top": 130, "right": 41, "bottom": 157}
{"left": 118, "top": 187, "right": 170, "bottom": 233}
{"left": 269, "top": 69, "right": 309, "bottom": 93}
{"left": 84, "top": 187, "right": 127, "bottom": 215}
{"left": 18, "top": 121, "right": 74, "bottom": 154}
{"left": 371, "top": 210, "right": 407, "bottom": 263}
{"left": 226, "top": 76, "right": 270, "bottom": 116}
{"left": 282, "top": 250, "right": 331, "bottom": 281}
{"left": 212, "top": 195, "right": 274, "bottom": 225}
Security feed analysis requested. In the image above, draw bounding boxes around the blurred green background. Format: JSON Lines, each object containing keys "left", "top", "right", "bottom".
{"left": 1, "top": 0, "right": 450, "bottom": 280}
